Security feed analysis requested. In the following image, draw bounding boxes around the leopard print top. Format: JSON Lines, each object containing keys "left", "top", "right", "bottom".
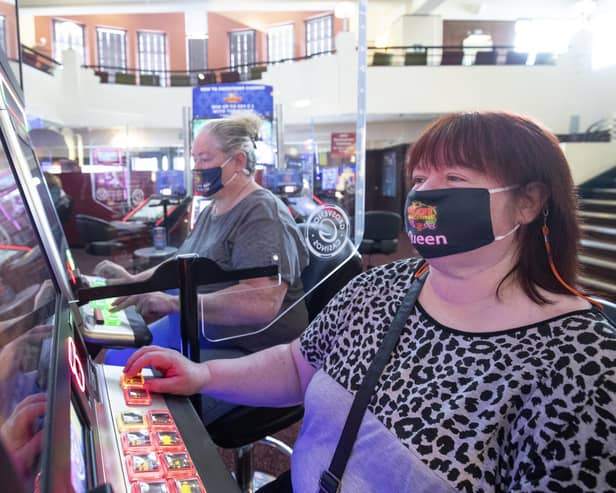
{"left": 299, "top": 259, "right": 616, "bottom": 492}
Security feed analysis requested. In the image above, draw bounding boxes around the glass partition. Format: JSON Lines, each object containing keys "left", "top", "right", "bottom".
{"left": 0, "top": 121, "right": 56, "bottom": 492}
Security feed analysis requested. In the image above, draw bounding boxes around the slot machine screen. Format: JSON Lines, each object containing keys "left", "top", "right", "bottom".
{"left": 320, "top": 166, "right": 339, "bottom": 191}
{"left": 0, "top": 122, "right": 57, "bottom": 492}
{"left": 70, "top": 401, "right": 87, "bottom": 493}
{"left": 16, "top": 137, "right": 79, "bottom": 294}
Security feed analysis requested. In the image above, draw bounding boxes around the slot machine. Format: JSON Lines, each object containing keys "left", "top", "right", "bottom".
{"left": 0, "top": 49, "right": 240, "bottom": 493}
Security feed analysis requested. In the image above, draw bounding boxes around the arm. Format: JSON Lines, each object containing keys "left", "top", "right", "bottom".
{"left": 198, "top": 277, "right": 287, "bottom": 326}
{"left": 109, "top": 276, "right": 286, "bottom": 326}
{"left": 93, "top": 259, "right": 158, "bottom": 283}
{"left": 123, "top": 339, "right": 317, "bottom": 407}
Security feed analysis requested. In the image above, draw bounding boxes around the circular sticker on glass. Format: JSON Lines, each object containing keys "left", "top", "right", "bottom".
{"left": 131, "top": 188, "right": 145, "bottom": 206}
{"left": 305, "top": 204, "right": 350, "bottom": 258}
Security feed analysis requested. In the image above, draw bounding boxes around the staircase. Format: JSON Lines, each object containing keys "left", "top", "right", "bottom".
{"left": 577, "top": 167, "right": 616, "bottom": 300}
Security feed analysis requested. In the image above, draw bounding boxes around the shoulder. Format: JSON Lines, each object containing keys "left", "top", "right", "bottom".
{"left": 339, "top": 258, "right": 423, "bottom": 303}
{"left": 239, "top": 189, "right": 289, "bottom": 219}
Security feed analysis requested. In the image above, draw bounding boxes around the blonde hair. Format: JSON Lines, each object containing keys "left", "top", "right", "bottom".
{"left": 201, "top": 111, "right": 262, "bottom": 174}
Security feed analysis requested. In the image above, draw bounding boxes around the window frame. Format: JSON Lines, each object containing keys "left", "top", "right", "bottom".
{"left": 52, "top": 18, "right": 87, "bottom": 64}
{"left": 95, "top": 26, "right": 127, "bottom": 72}
{"left": 137, "top": 30, "right": 168, "bottom": 83}
{"left": 228, "top": 28, "right": 257, "bottom": 79}
{"left": 305, "top": 14, "right": 334, "bottom": 57}
{"left": 267, "top": 22, "right": 295, "bottom": 63}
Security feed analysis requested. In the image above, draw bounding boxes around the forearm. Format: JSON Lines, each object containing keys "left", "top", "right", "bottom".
{"left": 202, "top": 343, "right": 304, "bottom": 407}
{"left": 198, "top": 283, "right": 285, "bottom": 326}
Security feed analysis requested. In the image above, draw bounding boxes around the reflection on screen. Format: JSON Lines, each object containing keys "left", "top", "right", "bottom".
{"left": 0, "top": 133, "right": 55, "bottom": 489}
{"left": 17, "top": 138, "right": 77, "bottom": 291}
{"left": 321, "top": 167, "right": 339, "bottom": 191}
{"left": 70, "top": 401, "right": 87, "bottom": 493}
{"left": 124, "top": 196, "right": 167, "bottom": 223}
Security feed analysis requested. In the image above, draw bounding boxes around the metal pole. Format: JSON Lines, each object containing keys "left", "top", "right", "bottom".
{"left": 182, "top": 105, "right": 193, "bottom": 195}
{"left": 15, "top": 0, "right": 23, "bottom": 91}
{"left": 275, "top": 103, "right": 285, "bottom": 169}
{"left": 354, "top": 0, "right": 368, "bottom": 246}
{"left": 177, "top": 253, "right": 201, "bottom": 415}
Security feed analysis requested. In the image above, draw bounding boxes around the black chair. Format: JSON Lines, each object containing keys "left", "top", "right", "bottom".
{"left": 139, "top": 73, "right": 161, "bottom": 86}
{"left": 197, "top": 71, "right": 218, "bottom": 85}
{"left": 534, "top": 52, "right": 556, "bottom": 65}
{"left": 359, "top": 210, "right": 402, "bottom": 267}
{"left": 505, "top": 50, "right": 528, "bottom": 65}
{"left": 170, "top": 74, "right": 192, "bottom": 86}
{"left": 163, "top": 197, "right": 192, "bottom": 248}
{"left": 404, "top": 51, "right": 427, "bottom": 66}
{"left": 75, "top": 214, "right": 148, "bottom": 256}
{"left": 595, "top": 298, "right": 616, "bottom": 325}
{"left": 474, "top": 50, "right": 497, "bottom": 65}
{"left": 440, "top": 49, "right": 464, "bottom": 65}
{"left": 220, "top": 71, "right": 241, "bottom": 83}
{"left": 371, "top": 51, "right": 393, "bottom": 66}
{"left": 250, "top": 65, "right": 267, "bottom": 80}
{"left": 205, "top": 225, "right": 362, "bottom": 492}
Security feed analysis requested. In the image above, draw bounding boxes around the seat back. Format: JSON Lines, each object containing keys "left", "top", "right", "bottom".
{"left": 474, "top": 50, "right": 497, "bottom": 65}
{"left": 372, "top": 52, "right": 393, "bottom": 66}
{"left": 440, "top": 49, "right": 463, "bottom": 65}
{"left": 250, "top": 66, "right": 267, "bottom": 80}
{"left": 534, "top": 52, "right": 556, "bottom": 65}
{"left": 75, "top": 214, "right": 114, "bottom": 244}
{"left": 404, "top": 51, "right": 427, "bottom": 66}
{"left": 220, "top": 71, "right": 240, "bottom": 83}
{"left": 359, "top": 210, "right": 402, "bottom": 256}
{"left": 364, "top": 210, "right": 401, "bottom": 241}
{"left": 594, "top": 298, "right": 616, "bottom": 326}
{"left": 164, "top": 197, "right": 192, "bottom": 247}
{"left": 505, "top": 50, "right": 528, "bottom": 65}
{"left": 298, "top": 223, "right": 363, "bottom": 322}
{"left": 198, "top": 71, "right": 218, "bottom": 85}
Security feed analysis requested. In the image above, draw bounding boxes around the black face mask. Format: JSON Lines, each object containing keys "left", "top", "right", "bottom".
{"left": 404, "top": 186, "right": 519, "bottom": 258}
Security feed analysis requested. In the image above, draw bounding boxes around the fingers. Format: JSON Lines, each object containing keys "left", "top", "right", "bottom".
{"left": 123, "top": 346, "right": 174, "bottom": 377}
{"left": 110, "top": 295, "right": 137, "bottom": 312}
{"left": 145, "top": 376, "right": 192, "bottom": 395}
{"left": 11, "top": 430, "right": 44, "bottom": 476}
{"left": 93, "top": 260, "right": 113, "bottom": 277}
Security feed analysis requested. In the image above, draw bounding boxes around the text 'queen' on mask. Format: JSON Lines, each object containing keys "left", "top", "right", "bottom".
{"left": 404, "top": 186, "right": 520, "bottom": 258}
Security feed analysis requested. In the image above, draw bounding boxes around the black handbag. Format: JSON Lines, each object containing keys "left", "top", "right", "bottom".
{"left": 319, "top": 262, "right": 429, "bottom": 493}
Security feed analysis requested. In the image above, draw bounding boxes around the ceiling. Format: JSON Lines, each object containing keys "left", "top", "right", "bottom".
{"left": 16, "top": 0, "right": 604, "bottom": 21}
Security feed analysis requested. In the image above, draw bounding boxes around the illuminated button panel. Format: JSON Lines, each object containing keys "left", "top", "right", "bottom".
{"left": 103, "top": 365, "right": 207, "bottom": 493}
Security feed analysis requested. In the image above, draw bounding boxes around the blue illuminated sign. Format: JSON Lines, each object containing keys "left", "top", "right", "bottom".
{"left": 192, "top": 83, "right": 273, "bottom": 119}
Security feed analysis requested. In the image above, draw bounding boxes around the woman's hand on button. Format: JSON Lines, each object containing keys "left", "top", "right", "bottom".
{"left": 123, "top": 346, "right": 210, "bottom": 396}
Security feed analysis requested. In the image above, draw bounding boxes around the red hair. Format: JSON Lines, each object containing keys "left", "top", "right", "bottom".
{"left": 406, "top": 111, "right": 580, "bottom": 303}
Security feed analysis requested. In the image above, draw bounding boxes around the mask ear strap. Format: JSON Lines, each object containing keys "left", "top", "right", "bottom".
{"left": 541, "top": 208, "right": 603, "bottom": 310}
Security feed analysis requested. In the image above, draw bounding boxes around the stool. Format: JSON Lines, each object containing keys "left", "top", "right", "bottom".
{"left": 133, "top": 246, "right": 178, "bottom": 270}
{"left": 207, "top": 405, "right": 304, "bottom": 492}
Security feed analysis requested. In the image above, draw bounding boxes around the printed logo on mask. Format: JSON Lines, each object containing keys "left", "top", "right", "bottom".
{"left": 407, "top": 201, "right": 437, "bottom": 231}
{"left": 406, "top": 200, "right": 448, "bottom": 246}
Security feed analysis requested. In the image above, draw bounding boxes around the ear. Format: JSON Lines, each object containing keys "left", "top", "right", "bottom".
{"left": 232, "top": 151, "right": 248, "bottom": 171}
{"left": 516, "top": 182, "right": 548, "bottom": 225}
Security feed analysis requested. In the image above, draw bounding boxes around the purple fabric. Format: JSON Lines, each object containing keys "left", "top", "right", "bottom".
{"left": 291, "top": 370, "right": 457, "bottom": 493}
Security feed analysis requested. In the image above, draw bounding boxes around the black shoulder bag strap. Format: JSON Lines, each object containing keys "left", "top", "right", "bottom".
{"left": 319, "top": 262, "right": 429, "bottom": 493}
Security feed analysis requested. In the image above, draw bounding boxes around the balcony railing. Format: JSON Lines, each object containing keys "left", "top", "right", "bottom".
{"left": 17, "top": 45, "right": 61, "bottom": 75}
{"left": 367, "top": 45, "right": 558, "bottom": 67}
{"left": 81, "top": 49, "right": 337, "bottom": 88}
